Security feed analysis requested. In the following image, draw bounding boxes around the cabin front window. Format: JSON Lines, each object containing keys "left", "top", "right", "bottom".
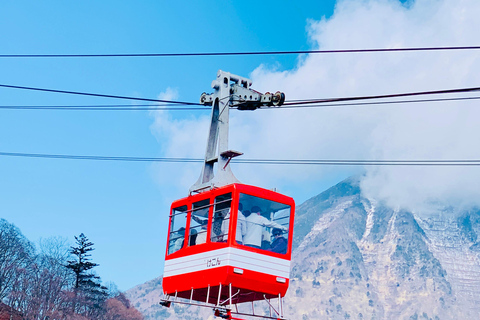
{"left": 168, "top": 205, "right": 188, "bottom": 255}
{"left": 237, "top": 193, "right": 291, "bottom": 254}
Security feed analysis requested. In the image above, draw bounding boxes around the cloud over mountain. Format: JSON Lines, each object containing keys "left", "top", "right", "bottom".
{"left": 152, "top": 0, "right": 480, "bottom": 213}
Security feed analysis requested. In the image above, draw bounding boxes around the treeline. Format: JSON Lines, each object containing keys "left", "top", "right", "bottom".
{"left": 0, "top": 219, "right": 143, "bottom": 320}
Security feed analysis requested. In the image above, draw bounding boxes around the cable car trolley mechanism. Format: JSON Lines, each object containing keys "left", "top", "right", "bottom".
{"left": 160, "top": 70, "right": 294, "bottom": 320}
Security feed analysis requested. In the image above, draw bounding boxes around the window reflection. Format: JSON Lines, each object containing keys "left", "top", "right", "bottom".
{"left": 168, "top": 205, "right": 188, "bottom": 254}
{"left": 211, "top": 193, "right": 232, "bottom": 243}
{"left": 189, "top": 199, "right": 210, "bottom": 246}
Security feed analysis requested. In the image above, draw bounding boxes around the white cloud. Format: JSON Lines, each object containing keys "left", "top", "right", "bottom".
{"left": 150, "top": 88, "right": 210, "bottom": 194}
{"left": 152, "top": 0, "right": 480, "bottom": 212}
{"left": 251, "top": 0, "right": 480, "bottom": 212}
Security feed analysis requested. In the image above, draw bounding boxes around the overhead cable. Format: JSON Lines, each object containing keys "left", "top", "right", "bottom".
{"left": 0, "top": 104, "right": 209, "bottom": 111}
{"left": 265, "top": 96, "right": 480, "bottom": 109}
{"left": 0, "top": 84, "right": 201, "bottom": 105}
{"left": 3, "top": 95, "right": 480, "bottom": 111}
{"left": 2, "top": 84, "right": 480, "bottom": 111}
{"left": 0, "top": 152, "right": 200, "bottom": 162}
{"left": 281, "top": 86, "right": 480, "bottom": 106}
{"left": 234, "top": 159, "right": 480, "bottom": 166}
{"left": 2, "top": 46, "right": 480, "bottom": 58}
{"left": 2, "top": 151, "right": 480, "bottom": 166}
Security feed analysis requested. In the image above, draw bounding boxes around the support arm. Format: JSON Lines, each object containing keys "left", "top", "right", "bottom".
{"left": 189, "top": 70, "right": 285, "bottom": 194}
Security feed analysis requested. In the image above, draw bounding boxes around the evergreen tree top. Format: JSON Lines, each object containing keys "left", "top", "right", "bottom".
{"left": 66, "top": 233, "right": 104, "bottom": 296}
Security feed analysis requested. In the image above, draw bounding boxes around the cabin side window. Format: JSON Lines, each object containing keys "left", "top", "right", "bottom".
{"left": 189, "top": 199, "right": 210, "bottom": 246}
{"left": 210, "top": 193, "right": 232, "bottom": 243}
{"left": 168, "top": 205, "right": 188, "bottom": 255}
{"left": 237, "top": 193, "right": 291, "bottom": 255}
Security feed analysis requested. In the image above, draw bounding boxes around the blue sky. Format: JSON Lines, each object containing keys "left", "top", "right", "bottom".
{"left": 2, "top": 0, "right": 480, "bottom": 292}
{"left": 0, "top": 1, "right": 341, "bottom": 290}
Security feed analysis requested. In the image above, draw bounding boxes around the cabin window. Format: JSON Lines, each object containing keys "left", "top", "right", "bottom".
{"left": 237, "top": 193, "right": 291, "bottom": 254}
{"left": 210, "top": 193, "right": 232, "bottom": 243}
{"left": 168, "top": 205, "right": 188, "bottom": 255}
{"left": 189, "top": 199, "right": 210, "bottom": 246}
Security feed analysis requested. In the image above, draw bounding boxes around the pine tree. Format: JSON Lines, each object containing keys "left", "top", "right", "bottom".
{"left": 66, "top": 233, "right": 108, "bottom": 317}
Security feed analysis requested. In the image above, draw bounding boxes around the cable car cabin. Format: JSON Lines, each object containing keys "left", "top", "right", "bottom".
{"left": 163, "top": 183, "right": 295, "bottom": 305}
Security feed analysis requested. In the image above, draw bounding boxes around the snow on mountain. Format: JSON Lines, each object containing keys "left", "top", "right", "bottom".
{"left": 127, "top": 177, "right": 480, "bottom": 319}
{"left": 415, "top": 210, "right": 480, "bottom": 317}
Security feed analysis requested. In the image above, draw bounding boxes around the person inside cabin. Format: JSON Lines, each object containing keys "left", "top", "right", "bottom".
{"left": 172, "top": 227, "right": 185, "bottom": 253}
{"left": 243, "top": 206, "right": 286, "bottom": 249}
{"left": 268, "top": 228, "right": 287, "bottom": 254}
{"left": 212, "top": 209, "right": 227, "bottom": 242}
{"left": 261, "top": 228, "right": 272, "bottom": 250}
{"left": 189, "top": 228, "right": 197, "bottom": 246}
{"left": 221, "top": 203, "right": 247, "bottom": 244}
{"left": 191, "top": 214, "right": 208, "bottom": 245}
{"left": 195, "top": 220, "right": 208, "bottom": 244}
{"left": 192, "top": 215, "right": 204, "bottom": 224}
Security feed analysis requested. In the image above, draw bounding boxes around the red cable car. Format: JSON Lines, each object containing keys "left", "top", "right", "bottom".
{"left": 161, "top": 71, "right": 292, "bottom": 319}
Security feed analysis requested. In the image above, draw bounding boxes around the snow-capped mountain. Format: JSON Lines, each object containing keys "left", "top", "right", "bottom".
{"left": 127, "top": 177, "right": 480, "bottom": 319}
